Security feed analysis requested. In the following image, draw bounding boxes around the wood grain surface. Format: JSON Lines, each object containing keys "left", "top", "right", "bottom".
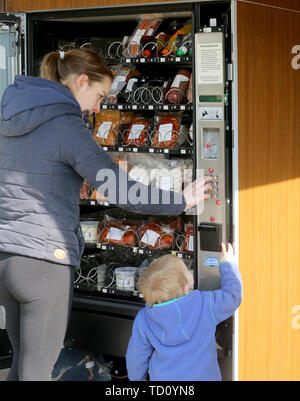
{"left": 5, "top": 0, "right": 184, "bottom": 12}
{"left": 237, "top": 0, "right": 300, "bottom": 380}
{"left": 4, "top": 0, "right": 300, "bottom": 12}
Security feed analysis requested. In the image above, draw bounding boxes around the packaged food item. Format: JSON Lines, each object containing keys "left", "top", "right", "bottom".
{"left": 150, "top": 216, "right": 184, "bottom": 233}
{"left": 123, "top": 78, "right": 139, "bottom": 102}
{"left": 162, "top": 80, "right": 172, "bottom": 104}
{"left": 98, "top": 216, "right": 137, "bottom": 247}
{"left": 155, "top": 159, "right": 184, "bottom": 193}
{"left": 94, "top": 110, "right": 120, "bottom": 147}
{"left": 156, "top": 32, "right": 171, "bottom": 56}
{"left": 115, "top": 267, "right": 137, "bottom": 291}
{"left": 182, "top": 222, "right": 194, "bottom": 253}
{"left": 186, "top": 73, "right": 192, "bottom": 103}
{"left": 123, "top": 118, "right": 151, "bottom": 147}
{"left": 107, "top": 65, "right": 140, "bottom": 104}
{"left": 175, "top": 32, "right": 192, "bottom": 56}
{"left": 128, "top": 164, "right": 153, "bottom": 186}
{"left": 164, "top": 19, "right": 192, "bottom": 56}
{"left": 80, "top": 221, "right": 99, "bottom": 243}
{"left": 154, "top": 158, "right": 192, "bottom": 193}
{"left": 140, "top": 36, "right": 158, "bottom": 58}
{"left": 167, "top": 69, "right": 191, "bottom": 104}
{"left": 100, "top": 225, "right": 136, "bottom": 247}
{"left": 152, "top": 112, "right": 182, "bottom": 148}
{"left": 138, "top": 223, "right": 173, "bottom": 250}
{"left": 125, "top": 18, "right": 162, "bottom": 58}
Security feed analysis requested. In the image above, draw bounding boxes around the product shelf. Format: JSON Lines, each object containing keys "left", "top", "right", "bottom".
{"left": 84, "top": 241, "right": 194, "bottom": 259}
{"left": 100, "top": 103, "right": 193, "bottom": 112}
{"left": 99, "top": 144, "right": 193, "bottom": 155}
{"left": 104, "top": 56, "right": 192, "bottom": 66}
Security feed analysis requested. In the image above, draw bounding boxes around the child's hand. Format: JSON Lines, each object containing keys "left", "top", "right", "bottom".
{"left": 220, "top": 243, "right": 236, "bottom": 264}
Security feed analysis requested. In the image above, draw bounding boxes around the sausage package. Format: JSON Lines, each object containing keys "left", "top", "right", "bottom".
{"left": 94, "top": 110, "right": 121, "bottom": 147}
{"left": 107, "top": 64, "right": 140, "bottom": 104}
{"left": 124, "top": 18, "right": 162, "bottom": 58}
{"left": 186, "top": 73, "right": 192, "bottom": 103}
{"left": 123, "top": 118, "right": 152, "bottom": 147}
{"left": 98, "top": 215, "right": 138, "bottom": 247}
{"left": 152, "top": 112, "right": 182, "bottom": 148}
{"left": 138, "top": 223, "right": 173, "bottom": 250}
{"left": 150, "top": 216, "right": 184, "bottom": 234}
{"left": 167, "top": 69, "right": 191, "bottom": 104}
{"left": 182, "top": 222, "right": 194, "bottom": 253}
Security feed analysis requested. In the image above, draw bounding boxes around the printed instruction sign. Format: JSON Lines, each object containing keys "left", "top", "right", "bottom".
{"left": 197, "top": 42, "right": 223, "bottom": 85}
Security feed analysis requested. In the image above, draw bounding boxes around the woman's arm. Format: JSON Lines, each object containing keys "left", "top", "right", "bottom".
{"left": 60, "top": 117, "right": 211, "bottom": 215}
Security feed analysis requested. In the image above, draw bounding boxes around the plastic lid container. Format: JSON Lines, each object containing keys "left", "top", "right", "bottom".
{"left": 80, "top": 221, "right": 98, "bottom": 242}
{"left": 115, "top": 267, "right": 137, "bottom": 291}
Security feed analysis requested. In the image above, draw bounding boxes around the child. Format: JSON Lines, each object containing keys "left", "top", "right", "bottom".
{"left": 126, "top": 243, "right": 242, "bottom": 381}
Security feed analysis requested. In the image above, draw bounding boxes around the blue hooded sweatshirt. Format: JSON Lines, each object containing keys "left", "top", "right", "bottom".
{"left": 126, "top": 261, "right": 242, "bottom": 381}
{"left": 0, "top": 75, "right": 186, "bottom": 268}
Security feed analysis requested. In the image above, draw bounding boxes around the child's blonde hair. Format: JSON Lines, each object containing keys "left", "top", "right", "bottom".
{"left": 138, "top": 254, "right": 189, "bottom": 307}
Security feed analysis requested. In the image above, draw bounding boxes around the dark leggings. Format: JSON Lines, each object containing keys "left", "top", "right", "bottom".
{"left": 0, "top": 252, "right": 74, "bottom": 381}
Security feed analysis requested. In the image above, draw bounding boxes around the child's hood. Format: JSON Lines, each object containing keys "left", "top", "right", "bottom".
{"left": 144, "top": 290, "right": 202, "bottom": 346}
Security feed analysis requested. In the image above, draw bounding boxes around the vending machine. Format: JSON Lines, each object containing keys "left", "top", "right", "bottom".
{"left": 0, "top": 0, "right": 238, "bottom": 380}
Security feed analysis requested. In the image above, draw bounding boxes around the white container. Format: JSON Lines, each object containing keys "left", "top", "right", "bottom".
{"left": 115, "top": 267, "right": 137, "bottom": 291}
{"left": 97, "top": 264, "right": 107, "bottom": 290}
{"left": 80, "top": 221, "right": 98, "bottom": 242}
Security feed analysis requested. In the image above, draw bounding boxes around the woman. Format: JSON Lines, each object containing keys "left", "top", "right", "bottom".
{"left": 0, "top": 48, "right": 212, "bottom": 381}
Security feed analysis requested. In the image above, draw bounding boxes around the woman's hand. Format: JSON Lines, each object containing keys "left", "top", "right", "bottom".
{"left": 183, "top": 175, "right": 213, "bottom": 210}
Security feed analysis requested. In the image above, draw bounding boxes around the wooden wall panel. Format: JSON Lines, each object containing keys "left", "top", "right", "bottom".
{"left": 5, "top": 0, "right": 182, "bottom": 12}
{"left": 243, "top": 0, "right": 300, "bottom": 11}
{"left": 5, "top": 0, "right": 300, "bottom": 12}
{"left": 237, "top": 1, "right": 300, "bottom": 380}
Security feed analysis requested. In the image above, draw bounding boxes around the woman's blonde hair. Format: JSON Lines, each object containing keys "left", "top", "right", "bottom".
{"left": 40, "top": 48, "right": 114, "bottom": 85}
{"left": 138, "top": 254, "right": 189, "bottom": 307}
